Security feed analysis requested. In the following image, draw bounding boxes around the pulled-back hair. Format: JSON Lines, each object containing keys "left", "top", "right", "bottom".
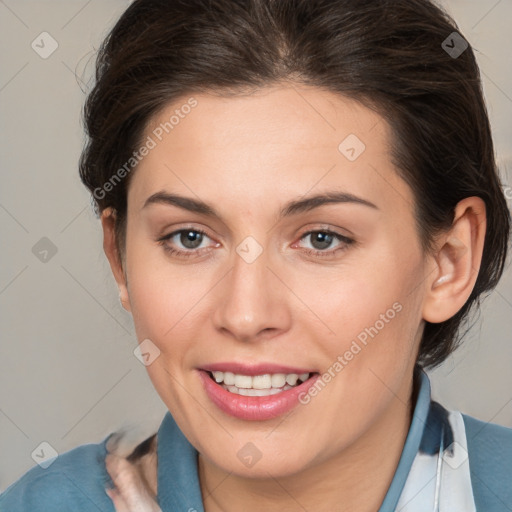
{"left": 79, "top": 0, "right": 511, "bottom": 369}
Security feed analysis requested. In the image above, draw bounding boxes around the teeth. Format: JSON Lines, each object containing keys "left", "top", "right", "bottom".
{"left": 223, "top": 371, "right": 235, "bottom": 385}
{"left": 210, "top": 371, "right": 311, "bottom": 391}
{"left": 271, "top": 374, "right": 286, "bottom": 388}
{"left": 252, "top": 374, "right": 272, "bottom": 389}
{"left": 225, "top": 384, "right": 294, "bottom": 396}
{"left": 286, "top": 374, "right": 299, "bottom": 386}
{"left": 234, "top": 374, "right": 253, "bottom": 389}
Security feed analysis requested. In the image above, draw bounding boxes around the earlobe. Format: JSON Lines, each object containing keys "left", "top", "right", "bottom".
{"left": 101, "top": 208, "right": 132, "bottom": 313}
{"left": 118, "top": 289, "right": 131, "bottom": 312}
{"left": 422, "top": 197, "right": 486, "bottom": 323}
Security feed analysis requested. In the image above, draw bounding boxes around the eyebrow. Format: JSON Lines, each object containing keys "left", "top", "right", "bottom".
{"left": 142, "top": 189, "right": 378, "bottom": 220}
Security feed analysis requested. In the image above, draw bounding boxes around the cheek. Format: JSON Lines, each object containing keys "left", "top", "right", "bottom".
{"left": 303, "top": 246, "right": 424, "bottom": 371}
{"left": 125, "top": 241, "right": 207, "bottom": 340}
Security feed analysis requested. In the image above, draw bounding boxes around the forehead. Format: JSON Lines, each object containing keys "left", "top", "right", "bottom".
{"left": 128, "top": 85, "right": 413, "bottom": 219}
{"left": 144, "top": 85, "right": 383, "bottom": 154}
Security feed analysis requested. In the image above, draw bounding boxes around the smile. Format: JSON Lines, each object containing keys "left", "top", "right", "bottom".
{"left": 208, "top": 371, "right": 312, "bottom": 396}
{"left": 198, "top": 365, "right": 320, "bottom": 420}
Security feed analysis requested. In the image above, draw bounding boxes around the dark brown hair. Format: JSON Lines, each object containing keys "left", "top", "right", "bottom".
{"left": 79, "top": 0, "right": 511, "bottom": 369}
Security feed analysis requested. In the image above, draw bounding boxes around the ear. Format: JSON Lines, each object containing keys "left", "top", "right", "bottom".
{"left": 422, "top": 196, "right": 486, "bottom": 323}
{"left": 101, "top": 208, "right": 132, "bottom": 313}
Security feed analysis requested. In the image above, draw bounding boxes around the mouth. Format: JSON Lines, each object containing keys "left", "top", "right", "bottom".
{"left": 205, "top": 370, "right": 316, "bottom": 396}
{"left": 197, "top": 365, "right": 321, "bottom": 420}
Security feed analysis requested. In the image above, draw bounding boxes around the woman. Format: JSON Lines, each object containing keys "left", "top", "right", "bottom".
{"left": 1, "top": 0, "right": 511, "bottom": 510}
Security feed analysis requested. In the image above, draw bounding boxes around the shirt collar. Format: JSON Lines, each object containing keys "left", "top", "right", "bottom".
{"left": 156, "top": 365, "right": 432, "bottom": 512}
{"left": 377, "top": 365, "right": 432, "bottom": 511}
{"left": 157, "top": 413, "right": 205, "bottom": 512}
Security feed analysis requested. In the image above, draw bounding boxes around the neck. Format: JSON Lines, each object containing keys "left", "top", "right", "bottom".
{"left": 199, "top": 369, "right": 418, "bottom": 512}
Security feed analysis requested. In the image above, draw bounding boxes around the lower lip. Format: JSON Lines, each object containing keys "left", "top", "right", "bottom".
{"left": 197, "top": 370, "right": 320, "bottom": 421}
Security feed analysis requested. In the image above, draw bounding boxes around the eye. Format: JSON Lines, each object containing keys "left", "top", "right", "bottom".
{"left": 157, "top": 226, "right": 354, "bottom": 260}
{"left": 157, "top": 227, "right": 218, "bottom": 258}
{"left": 296, "top": 229, "right": 354, "bottom": 258}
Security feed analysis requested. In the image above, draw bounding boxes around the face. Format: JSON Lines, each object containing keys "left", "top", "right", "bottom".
{"left": 113, "top": 85, "right": 430, "bottom": 478}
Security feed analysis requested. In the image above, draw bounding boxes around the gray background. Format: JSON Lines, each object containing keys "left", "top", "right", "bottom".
{"left": 1, "top": 0, "right": 511, "bottom": 492}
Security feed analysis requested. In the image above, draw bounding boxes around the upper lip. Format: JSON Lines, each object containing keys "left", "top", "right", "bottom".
{"left": 199, "top": 362, "right": 317, "bottom": 376}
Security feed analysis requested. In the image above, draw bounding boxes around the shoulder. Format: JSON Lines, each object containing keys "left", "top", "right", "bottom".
{"left": 0, "top": 435, "right": 115, "bottom": 512}
{"left": 462, "top": 413, "right": 512, "bottom": 511}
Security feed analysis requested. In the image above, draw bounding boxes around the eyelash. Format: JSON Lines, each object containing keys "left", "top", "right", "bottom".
{"left": 157, "top": 227, "right": 354, "bottom": 259}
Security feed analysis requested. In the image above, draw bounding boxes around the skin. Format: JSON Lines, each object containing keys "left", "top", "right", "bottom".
{"left": 101, "top": 83, "right": 486, "bottom": 512}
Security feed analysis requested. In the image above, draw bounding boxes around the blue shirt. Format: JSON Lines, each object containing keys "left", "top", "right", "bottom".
{"left": 1, "top": 369, "right": 511, "bottom": 511}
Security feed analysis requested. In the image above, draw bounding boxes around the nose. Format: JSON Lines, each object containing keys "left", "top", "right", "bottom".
{"left": 212, "top": 241, "right": 291, "bottom": 343}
